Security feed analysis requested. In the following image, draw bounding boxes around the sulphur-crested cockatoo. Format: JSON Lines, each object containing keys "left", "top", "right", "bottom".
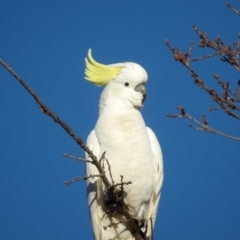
{"left": 84, "top": 49, "right": 163, "bottom": 240}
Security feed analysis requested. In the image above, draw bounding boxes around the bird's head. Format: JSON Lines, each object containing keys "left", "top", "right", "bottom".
{"left": 85, "top": 49, "right": 148, "bottom": 110}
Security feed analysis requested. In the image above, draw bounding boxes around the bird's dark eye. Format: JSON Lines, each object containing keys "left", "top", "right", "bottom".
{"left": 124, "top": 82, "right": 129, "bottom": 87}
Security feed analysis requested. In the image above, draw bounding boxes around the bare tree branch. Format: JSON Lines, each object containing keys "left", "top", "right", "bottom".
{"left": 0, "top": 58, "right": 111, "bottom": 187}
{"left": 165, "top": 4, "right": 240, "bottom": 142}
{"left": 191, "top": 52, "right": 218, "bottom": 62}
{"left": 64, "top": 174, "right": 105, "bottom": 185}
{"left": 226, "top": 3, "right": 240, "bottom": 15}
{"left": 103, "top": 156, "right": 115, "bottom": 185}
{"left": 213, "top": 74, "right": 240, "bottom": 102}
{"left": 165, "top": 39, "right": 240, "bottom": 120}
{"left": 193, "top": 25, "right": 240, "bottom": 72}
{"left": 167, "top": 106, "right": 240, "bottom": 141}
{"left": 63, "top": 153, "right": 92, "bottom": 163}
{"left": 0, "top": 58, "right": 150, "bottom": 240}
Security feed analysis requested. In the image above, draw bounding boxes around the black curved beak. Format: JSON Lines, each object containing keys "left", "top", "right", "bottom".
{"left": 135, "top": 83, "right": 147, "bottom": 104}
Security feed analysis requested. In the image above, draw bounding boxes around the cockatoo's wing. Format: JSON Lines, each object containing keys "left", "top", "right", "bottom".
{"left": 146, "top": 127, "right": 163, "bottom": 234}
{"left": 85, "top": 130, "right": 102, "bottom": 240}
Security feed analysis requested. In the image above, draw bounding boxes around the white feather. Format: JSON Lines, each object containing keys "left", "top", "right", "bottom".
{"left": 85, "top": 62, "right": 163, "bottom": 240}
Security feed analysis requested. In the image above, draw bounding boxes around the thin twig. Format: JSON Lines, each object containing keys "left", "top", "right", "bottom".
{"left": 208, "top": 107, "right": 221, "bottom": 111}
{"left": 112, "top": 179, "right": 132, "bottom": 189}
{"left": 62, "top": 153, "right": 92, "bottom": 163}
{"left": 213, "top": 74, "right": 240, "bottom": 102}
{"left": 191, "top": 52, "right": 218, "bottom": 61}
{"left": 190, "top": 72, "right": 240, "bottom": 118}
{"left": 226, "top": 3, "right": 240, "bottom": 15}
{"left": 167, "top": 107, "right": 240, "bottom": 141}
{"left": 64, "top": 174, "right": 104, "bottom": 185}
{"left": 105, "top": 157, "right": 115, "bottom": 185}
{"left": 193, "top": 25, "right": 240, "bottom": 72}
{"left": 103, "top": 220, "right": 123, "bottom": 231}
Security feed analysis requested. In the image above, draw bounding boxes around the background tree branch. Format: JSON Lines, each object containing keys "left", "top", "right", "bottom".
{"left": 167, "top": 106, "right": 240, "bottom": 141}
{"left": 226, "top": 3, "right": 240, "bottom": 15}
{"left": 164, "top": 4, "right": 240, "bottom": 141}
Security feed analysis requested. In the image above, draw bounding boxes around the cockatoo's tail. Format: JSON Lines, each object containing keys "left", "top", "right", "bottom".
{"left": 84, "top": 49, "right": 122, "bottom": 86}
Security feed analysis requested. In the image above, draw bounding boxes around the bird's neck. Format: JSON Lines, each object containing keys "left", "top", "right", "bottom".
{"left": 96, "top": 103, "right": 146, "bottom": 139}
{"left": 99, "top": 96, "right": 135, "bottom": 115}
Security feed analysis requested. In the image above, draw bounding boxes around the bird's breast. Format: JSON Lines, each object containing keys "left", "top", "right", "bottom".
{"left": 95, "top": 108, "right": 154, "bottom": 217}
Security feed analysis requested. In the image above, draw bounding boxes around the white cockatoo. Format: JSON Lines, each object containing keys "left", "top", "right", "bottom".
{"left": 84, "top": 49, "right": 163, "bottom": 240}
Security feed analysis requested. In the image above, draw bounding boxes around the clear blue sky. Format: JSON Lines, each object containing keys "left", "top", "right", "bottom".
{"left": 1, "top": 1, "right": 240, "bottom": 239}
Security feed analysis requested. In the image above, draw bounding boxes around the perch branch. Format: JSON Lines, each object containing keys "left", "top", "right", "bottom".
{"left": 64, "top": 174, "right": 104, "bottom": 185}
{"left": 0, "top": 58, "right": 111, "bottom": 189}
{"left": 62, "top": 153, "right": 92, "bottom": 163}
{"left": 0, "top": 59, "right": 149, "bottom": 240}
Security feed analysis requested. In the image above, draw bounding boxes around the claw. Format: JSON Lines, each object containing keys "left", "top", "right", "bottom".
{"left": 104, "top": 188, "right": 127, "bottom": 207}
{"left": 134, "top": 217, "right": 148, "bottom": 230}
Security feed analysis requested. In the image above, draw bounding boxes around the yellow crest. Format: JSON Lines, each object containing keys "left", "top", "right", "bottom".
{"left": 84, "top": 49, "right": 122, "bottom": 86}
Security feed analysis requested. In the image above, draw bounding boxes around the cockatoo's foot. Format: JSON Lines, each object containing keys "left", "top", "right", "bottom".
{"left": 134, "top": 217, "right": 148, "bottom": 230}
{"left": 104, "top": 187, "right": 127, "bottom": 207}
